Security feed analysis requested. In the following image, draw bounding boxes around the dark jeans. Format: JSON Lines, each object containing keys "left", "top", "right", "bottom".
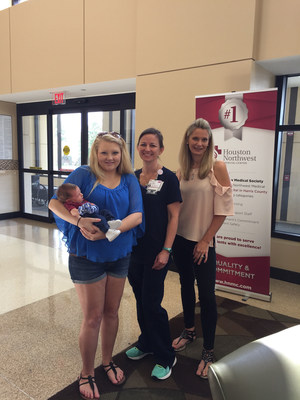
{"left": 81, "top": 208, "right": 114, "bottom": 233}
{"left": 128, "top": 251, "right": 175, "bottom": 368}
{"left": 172, "top": 234, "right": 217, "bottom": 350}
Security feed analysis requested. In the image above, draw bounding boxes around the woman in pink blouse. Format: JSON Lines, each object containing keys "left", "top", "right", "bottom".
{"left": 172, "top": 118, "right": 234, "bottom": 378}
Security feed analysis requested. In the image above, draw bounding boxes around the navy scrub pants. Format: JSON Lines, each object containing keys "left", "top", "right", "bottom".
{"left": 128, "top": 251, "right": 175, "bottom": 368}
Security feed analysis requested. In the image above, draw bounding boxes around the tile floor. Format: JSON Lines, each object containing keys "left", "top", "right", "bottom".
{"left": 0, "top": 218, "right": 299, "bottom": 400}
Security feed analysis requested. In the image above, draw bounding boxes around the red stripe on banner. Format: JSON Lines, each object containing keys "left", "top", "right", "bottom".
{"left": 195, "top": 96, "right": 224, "bottom": 129}
{"left": 196, "top": 90, "right": 278, "bottom": 131}
{"left": 243, "top": 91, "right": 277, "bottom": 131}
{"left": 216, "top": 254, "right": 270, "bottom": 295}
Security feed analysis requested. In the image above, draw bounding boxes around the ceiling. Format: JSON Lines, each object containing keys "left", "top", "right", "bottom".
{"left": 0, "top": 78, "right": 136, "bottom": 104}
{"left": 256, "top": 55, "right": 300, "bottom": 86}
{"left": 0, "top": 56, "right": 299, "bottom": 104}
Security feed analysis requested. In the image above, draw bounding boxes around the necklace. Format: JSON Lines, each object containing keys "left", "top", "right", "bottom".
{"left": 140, "top": 166, "right": 163, "bottom": 186}
{"left": 190, "top": 168, "right": 198, "bottom": 181}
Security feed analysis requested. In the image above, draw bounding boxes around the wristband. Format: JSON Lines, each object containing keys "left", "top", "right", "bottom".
{"left": 77, "top": 216, "right": 82, "bottom": 227}
{"left": 162, "top": 247, "right": 172, "bottom": 254}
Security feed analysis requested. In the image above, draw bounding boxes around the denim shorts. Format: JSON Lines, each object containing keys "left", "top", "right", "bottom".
{"left": 68, "top": 254, "right": 130, "bottom": 284}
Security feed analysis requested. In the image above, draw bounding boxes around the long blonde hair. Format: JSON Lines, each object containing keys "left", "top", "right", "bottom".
{"left": 89, "top": 133, "right": 134, "bottom": 192}
{"left": 179, "top": 118, "right": 214, "bottom": 180}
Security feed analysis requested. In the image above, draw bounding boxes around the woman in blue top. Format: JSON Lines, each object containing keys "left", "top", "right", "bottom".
{"left": 125, "top": 128, "right": 182, "bottom": 381}
{"left": 49, "top": 132, "right": 143, "bottom": 400}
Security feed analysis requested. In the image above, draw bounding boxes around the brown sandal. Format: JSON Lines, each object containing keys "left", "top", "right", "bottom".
{"left": 103, "top": 361, "right": 126, "bottom": 385}
{"left": 78, "top": 374, "right": 99, "bottom": 400}
{"left": 173, "top": 329, "right": 196, "bottom": 352}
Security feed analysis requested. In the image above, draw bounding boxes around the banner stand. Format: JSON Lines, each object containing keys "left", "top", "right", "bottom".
{"left": 195, "top": 89, "right": 278, "bottom": 302}
{"left": 215, "top": 284, "right": 272, "bottom": 302}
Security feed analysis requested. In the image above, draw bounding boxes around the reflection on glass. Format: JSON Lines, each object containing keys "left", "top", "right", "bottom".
{"left": 275, "top": 130, "right": 300, "bottom": 235}
{"left": 284, "top": 76, "right": 300, "bottom": 125}
{"left": 87, "top": 110, "right": 135, "bottom": 161}
{"left": 88, "top": 111, "right": 120, "bottom": 159}
{"left": 124, "top": 109, "right": 135, "bottom": 161}
{"left": 24, "top": 173, "right": 49, "bottom": 217}
{"left": 53, "top": 113, "right": 81, "bottom": 171}
{"left": 53, "top": 175, "right": 68, "bottom": 195}
{"left": 22, "top": 115, "right": 47, "bottom": 170}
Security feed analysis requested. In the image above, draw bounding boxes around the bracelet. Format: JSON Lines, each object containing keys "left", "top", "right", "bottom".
{"left": 162, "top": 247, "right": 172, "bottom": 254}
{"left": 77, "top": 216, "right": 82, "bottom": 227}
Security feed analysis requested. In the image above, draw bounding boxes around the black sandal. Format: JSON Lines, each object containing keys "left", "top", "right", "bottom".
{"left": 197, "top": 348, "right": 214, "bottom": 379}
{"left": 78, "top": 374, "right": 98, "bottom": 400}
{"left": 173, "top": 329, "right": 196, "bottom": 352}
{"left": 103, "top": 361, "right": 126, "bottom": 385}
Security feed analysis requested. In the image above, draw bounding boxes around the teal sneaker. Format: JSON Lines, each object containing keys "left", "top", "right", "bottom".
{"left": 151, "top": 357, "right": 177, "bottom": 380}
{"left": 126, "top": 346, "right": 152, "bottom": 360}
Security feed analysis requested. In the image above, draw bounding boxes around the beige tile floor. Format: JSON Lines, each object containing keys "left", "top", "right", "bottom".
{"left": 0, "top": 218, "right": 299, "bottom": 399}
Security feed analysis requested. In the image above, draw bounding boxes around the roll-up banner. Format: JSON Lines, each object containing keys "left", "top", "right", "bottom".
{"left": 195, "top": 89, "right": 278, "bottom": 301}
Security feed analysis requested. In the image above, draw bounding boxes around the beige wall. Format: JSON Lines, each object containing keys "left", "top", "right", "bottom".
{"left": 254, "top": 0, "right": 300, "bottom": 61}
{"left": 0, "top": 9, "right": 11, "bottom": 94}
{"left": 271, "top": 239, "right": 299, "bottom": 274}
{"left": 136, "top": 0, "right": 256, "bottom": 75}
{"left": 1, "top": 0, "right": 300, "bottom": 95}
{"left": 135, "top": 60, "right": 254, "bottom": 169}
{"left": 85, "top": 0, "right": 137, "bottom": 83}
{"left": 10, "top": 0, "right": 84, "bottom": 92}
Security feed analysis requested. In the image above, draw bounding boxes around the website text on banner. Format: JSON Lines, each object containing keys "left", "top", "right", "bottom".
{"left": 195, "top": 89, "right": 278, "bottom": 301}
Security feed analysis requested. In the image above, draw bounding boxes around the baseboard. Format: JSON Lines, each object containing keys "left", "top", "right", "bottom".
{"left": 0, "top": 212, "right": 21, "bottom": 220}
{"left": 270, "top": 266, "right": 300, "bottom": 285}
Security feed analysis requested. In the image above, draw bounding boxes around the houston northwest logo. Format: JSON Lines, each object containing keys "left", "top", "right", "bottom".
{"left": 214, "top": 146, "right": 257, "bottom": 163}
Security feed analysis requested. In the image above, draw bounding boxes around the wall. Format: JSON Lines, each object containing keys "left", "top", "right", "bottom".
{"left": 1, "top": 0, "right": 300, "bottom": 96}
{"left": 0, "top": 8, "right": 10, "bottom": 94}
{"left": 134, "top": 0, "right": 257, "bottom": 168}
{"left": 85, "top": 0, "right": 137, "bottom": 83}
{"left": 254, "top": 0, "right": 300, "bottom": 61}
{"left": 10, "top": 0, "right": 84, "bottom": 92}
{"left": 135, "top": 60, "right": 254, "bottom": 169}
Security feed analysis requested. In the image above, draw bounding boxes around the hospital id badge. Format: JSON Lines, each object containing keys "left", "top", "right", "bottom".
{"left": 146, "top": 179, "right": 164, "bottom": 194}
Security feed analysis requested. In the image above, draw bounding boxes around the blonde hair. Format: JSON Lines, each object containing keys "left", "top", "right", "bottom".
{"left": 89, "top": 133, "right": 134, "bottom": 192}
{"left": 179, "top": 118, "right": 214, "bottom": 180}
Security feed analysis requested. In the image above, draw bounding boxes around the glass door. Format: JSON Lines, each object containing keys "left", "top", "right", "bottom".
{"left": 53, "top": 113, "right": 82, "bottom": 172}
{"left": 17, "top": 93, "right": 135, "bottom": 222}
{"left": 22, "top": 114, "right": 49, "bottom": 217}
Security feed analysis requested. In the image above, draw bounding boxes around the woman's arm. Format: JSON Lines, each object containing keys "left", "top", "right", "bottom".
{"left": 152, "top": 201, "right": 181, "bottom": 270}
{"left": 119, "top": 212, "right": 142, "bottom": 233}
{"left": 48, "top": 198, "right": 100, "bottom": 233}
{"left": 79, "top": 212, "right": 142, "bottom": 242}
{"left": 213, "top": 160, "right": 231, "bottom": 186}
{"left": 70, "top": 208, "right": 80, "bottom": 217}
{"left": 193, "top": 161, "right": 231, "bottom": 264}
{"left": 49, "top": 198, "right": 79, "bottom": 225}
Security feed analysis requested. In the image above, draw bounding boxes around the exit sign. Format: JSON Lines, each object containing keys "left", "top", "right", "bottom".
{"left": 52, "top": 92, "right": 66, "bottom": 105}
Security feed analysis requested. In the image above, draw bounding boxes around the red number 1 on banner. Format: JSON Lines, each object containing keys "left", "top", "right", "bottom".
{"left": 231, "top": 105, "right": 237, "bottom": 122}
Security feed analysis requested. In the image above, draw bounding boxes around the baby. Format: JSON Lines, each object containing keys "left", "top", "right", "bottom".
{"left": 56, "top": 183, "right": 121, "bottom": 242}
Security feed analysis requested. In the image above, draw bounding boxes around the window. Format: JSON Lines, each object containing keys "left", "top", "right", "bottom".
{"left": 273, "top": 76, "right": 300, "bottom": 240}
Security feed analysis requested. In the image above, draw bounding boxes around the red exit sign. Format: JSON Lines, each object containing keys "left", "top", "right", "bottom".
{"left": 52, "top": 92, "right": 66, "bottom": 105}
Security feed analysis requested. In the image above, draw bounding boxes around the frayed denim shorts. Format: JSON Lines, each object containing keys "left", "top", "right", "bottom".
{"left": 68, "top": 254, "right": 130, "bottom": 284}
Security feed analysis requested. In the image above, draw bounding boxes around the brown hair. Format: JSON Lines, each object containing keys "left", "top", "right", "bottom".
{"left": 56, "top": 183, "right": 78, "bottom": 203}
